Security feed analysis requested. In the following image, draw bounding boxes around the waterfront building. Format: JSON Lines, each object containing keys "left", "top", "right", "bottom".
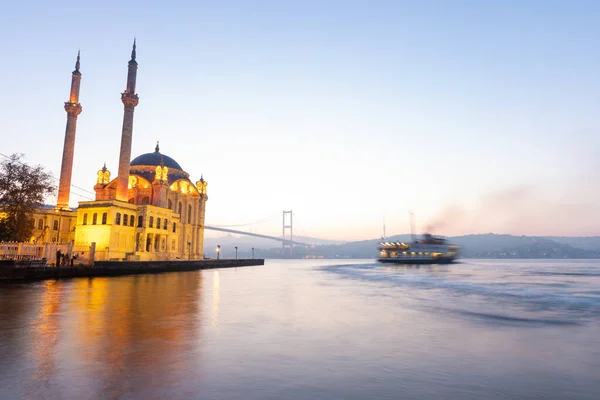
{"left": 28, "top": 42, "right": 208, "bottom": 261}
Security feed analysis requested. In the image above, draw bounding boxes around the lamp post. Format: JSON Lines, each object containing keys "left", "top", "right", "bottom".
{"left": 216, "top": 245, "right": 220, "bottom": 260}
{"left": 235, "top": 246, "right": 238, "bottom": 260}
{"left": 252, "top": 247, "right": 254, "bottom": 259}
{"left": 187, "top": 241, "right": 191, "bottom": 261}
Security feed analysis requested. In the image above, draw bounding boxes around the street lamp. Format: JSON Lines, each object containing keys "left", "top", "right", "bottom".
{"left": 187, "top": 241, "right": 191, "bottom": 261}
{"left": 235, "top": 246, "right": 238, "bottom": 260}
{"left": 216, "top": 245, "right": 220, "bottom": 260}
{"left": 252, "top": 247, "right": 254, "bottom": 259}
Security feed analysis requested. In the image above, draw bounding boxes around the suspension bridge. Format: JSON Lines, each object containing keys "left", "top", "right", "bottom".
{"left": 204, "top": 225, "right": 308, "bottom": 246}
{"left": 205, "top": 210, "right": 309, "bottom": 254}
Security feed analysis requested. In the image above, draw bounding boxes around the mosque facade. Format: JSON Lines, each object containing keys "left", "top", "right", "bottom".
{"left": 29, "top": 42, "right": 208, "bottom": 261}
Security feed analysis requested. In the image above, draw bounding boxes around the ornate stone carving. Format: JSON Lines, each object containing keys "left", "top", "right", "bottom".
{"left": 97, "top": 164, "right": 111, "bottom": 185}
{"left": 155, "top": 165, "right": 168, "bottom": 182}
{"left": 121, "top": 93, "right": 139, "bottom": 110}
{"left": 64, "top": 102, "right": 82, "bottom": 116}
{"left": 128, "top": 175, "right": 138, "bottom": 189}
{"left": 196, "top": 177, "right": 208, "bottom": 195}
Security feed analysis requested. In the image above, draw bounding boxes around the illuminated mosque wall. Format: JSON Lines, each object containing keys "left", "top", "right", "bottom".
{"left": 31, "top": 42, "right": 209, "bottom": 261}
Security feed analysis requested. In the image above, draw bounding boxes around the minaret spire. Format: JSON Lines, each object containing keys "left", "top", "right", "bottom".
{"left": 115, "top": 40, "right": 140, "bottom": 201}
{"left": 75, "top": 50, "right": 80, "bottom": 72}
{"left": 131, "top": 38, "right": 136, "bottom": 61}
{"left": 57, "top": 51, "right": 83, "bottom": 209}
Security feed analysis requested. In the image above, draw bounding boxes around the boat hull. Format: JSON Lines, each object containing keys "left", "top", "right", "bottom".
{"left": 377, "top": 257, "right": 456, "bottom": 265}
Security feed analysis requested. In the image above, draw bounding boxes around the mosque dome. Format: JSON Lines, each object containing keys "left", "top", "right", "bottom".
{"left": 130, "top": 143, "right": 183, "bottom": 171}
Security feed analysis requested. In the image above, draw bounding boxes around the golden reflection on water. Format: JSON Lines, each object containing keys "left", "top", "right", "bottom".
{"left": 20, "top": 272, "right": 204, "bottom": 398}
{"left": 30, "top": 280, "right": 63, "bottom": 391}
{"left": 79, "top": 273, "right": 201, "bottom": 396}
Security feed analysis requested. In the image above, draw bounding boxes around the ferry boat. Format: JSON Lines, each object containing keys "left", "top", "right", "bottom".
{"left": 377, "top": 233, "right": 459, "bottom": 264}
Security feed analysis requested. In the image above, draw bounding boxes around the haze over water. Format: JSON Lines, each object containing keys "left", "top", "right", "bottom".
{"left": 1, "top": 260, "right": 599, "bottom": 399}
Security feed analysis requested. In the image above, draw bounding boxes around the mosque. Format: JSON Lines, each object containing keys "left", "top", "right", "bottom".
{"left": 29, "top": 41, "right": 208, "bottom": 261}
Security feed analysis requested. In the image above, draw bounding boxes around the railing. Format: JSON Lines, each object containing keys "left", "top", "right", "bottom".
{"left": 0, "top": 241, "right": 95, "bottom": 266}
{"left": 0, "top": 242, "right": 45, "bottom": 260}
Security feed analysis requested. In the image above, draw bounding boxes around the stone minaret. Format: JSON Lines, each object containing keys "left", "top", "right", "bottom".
{"left": 196, "top": 176, "right": 208, "bottom": 257}
{"left": 56, "top": 51, "right": 83, "bottom": 209}
{"left": 115, "top": 40, "right": 140, "bottom": 202}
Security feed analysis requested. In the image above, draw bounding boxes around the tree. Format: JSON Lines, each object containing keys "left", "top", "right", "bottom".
{"left": 0, "top": 154, "right": 55, "bottom": 242}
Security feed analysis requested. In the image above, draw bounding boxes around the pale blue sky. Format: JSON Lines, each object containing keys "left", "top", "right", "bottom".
{"left": 1, "top": 1, "right": 599, "bottom": 240}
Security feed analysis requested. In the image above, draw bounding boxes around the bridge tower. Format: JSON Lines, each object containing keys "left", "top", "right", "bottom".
{"left": 282, "top": 210, "right": 293, "bottom": 256}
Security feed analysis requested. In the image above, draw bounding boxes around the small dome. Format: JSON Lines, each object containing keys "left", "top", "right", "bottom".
{"left": 130, "top": 146, "right": 183, "bottom": 171}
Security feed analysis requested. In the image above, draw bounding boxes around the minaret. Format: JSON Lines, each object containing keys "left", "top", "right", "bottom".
{"left": 56, "top": 51, "right": 83, "bottom": 209}
{"left": 115, "top": 39, "right": 140, "bottom": 201}
{"left": 196, "top": 175, "right": 208, "bottom": 258}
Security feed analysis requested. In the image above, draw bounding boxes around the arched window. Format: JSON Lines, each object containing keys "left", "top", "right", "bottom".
{"left": 102, "top": 212, "right": 107, "bottom": 225}
{"left": 157, "top": 218, "right": 161, "bottom": 229}
{"left": 38, "top": 219, "right": 44, "bottom": 230}
{"left": 149, "top": 216, "right": 154, "bottom": 228}
{"left": 168, "top": 199, "right": 172, "bottom": 209}
{"left": 123, "top": 214, "right": 128, "bottom": 226}
{"left": 53, "top": 220, "right": 59, "bottom": 231}
{"left": 128, "top": 198, "right": 135, "bottom": 204}
{"left": 188, "top": 205, "right": 192, "bottom": 224}
{"left": 163, "top": 219, "right": 167, "bottom": 230}
{"left": 137, "top": 215, "right": 144, "bottom": 227}
{"left": 178, "top": 202, "right": 182, "bottom": 215}
{"left": 142, "top": 196, "right": 150, "bottom": 205}
{"left": 172, "top": 222, "right": 176, "bottom": 233}
{"left": 82, "top": 213, "right": 88, "bottom": 225}
{"left": 92, "top": 213, "right": 98, "bottom": 225}
{"left": 130, "top": 215, "right": 135, "bottom": 226}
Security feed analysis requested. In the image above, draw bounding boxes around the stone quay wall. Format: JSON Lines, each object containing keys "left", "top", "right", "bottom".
{"left": 0, "top": 259, "right": 264, "bottom": 281}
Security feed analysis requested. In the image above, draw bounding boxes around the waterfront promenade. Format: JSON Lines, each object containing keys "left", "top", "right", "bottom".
{"left": 0, "top": 258, "right": 264, "bottom": 281}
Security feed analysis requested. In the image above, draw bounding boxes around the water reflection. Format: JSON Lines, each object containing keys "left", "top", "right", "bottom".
{"left": 71, "top": 273, "right": 203, "bottom": 398}
{"left": 1, "top": 260, "right": 599, "bottom": 400}
{"left": 211, "top": 270, "right": 220, "bottom": 328}
{"left": 31, "top": 281, "right": 63, "bottom": 388}
{"left": 1, "top": 272, "right": 203, "bottom": 399}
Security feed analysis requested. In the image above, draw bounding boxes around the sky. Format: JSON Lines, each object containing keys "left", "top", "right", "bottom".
{"left": 1, "top": 0, "right": 600, "bottom": 240}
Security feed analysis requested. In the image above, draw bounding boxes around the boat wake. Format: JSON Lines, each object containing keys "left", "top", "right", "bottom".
{"left": 448, "top": 310, "right": 581, "bottom": 326}
{"left": 320, "top": 261, "right": 600, "bottom": 326}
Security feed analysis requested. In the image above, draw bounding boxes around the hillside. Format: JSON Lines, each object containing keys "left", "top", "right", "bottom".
{"left": 451, "top": 234, "right": 600, "bottom": 258}
{"left": 230, "top": 233, "right": 600, "bottom": 259}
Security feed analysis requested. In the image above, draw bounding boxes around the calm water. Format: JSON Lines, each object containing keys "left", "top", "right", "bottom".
{"left": 1, "top": 259, "right": 599, "bottom": 399}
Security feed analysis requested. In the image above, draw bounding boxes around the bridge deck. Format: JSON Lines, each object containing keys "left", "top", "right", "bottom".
{"left": 204, "top": 226, "right": 308, "bottom": 246}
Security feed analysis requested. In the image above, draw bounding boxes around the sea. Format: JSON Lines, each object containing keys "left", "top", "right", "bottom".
{"left": 1, "top": 259, "right": 599, "bottom": 400}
